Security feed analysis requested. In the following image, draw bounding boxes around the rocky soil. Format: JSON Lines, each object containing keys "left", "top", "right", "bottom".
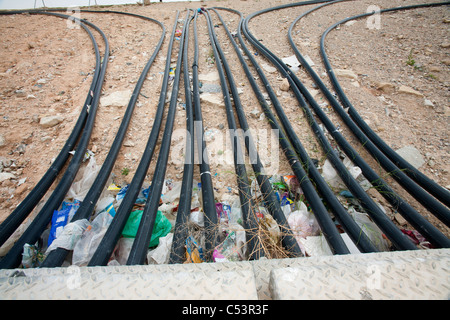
{"left": 0, "top": 0, "right": 448, "bottom": 247}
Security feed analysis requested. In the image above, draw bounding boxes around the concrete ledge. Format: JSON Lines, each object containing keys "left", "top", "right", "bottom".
{"left": 0, "top": 249, "right": 448, "bottom": 299}
{"left": 269, "top": 249, "right": 450, "bottom": 300}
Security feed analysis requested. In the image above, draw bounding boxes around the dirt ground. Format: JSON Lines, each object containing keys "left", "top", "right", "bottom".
{"left": 0, "top": 0, "right": 448, "bottom": 253}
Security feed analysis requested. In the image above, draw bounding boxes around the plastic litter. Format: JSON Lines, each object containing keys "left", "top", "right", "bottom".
{"left": 121, "top": 209, "right": 171, "bottom": 248}
{"left": 401, "top": 229, "right": 432, "bottom": 249}
{"left": 298, "top": 234, "right": 333, "bottom": 256}
{"left": 147, "top": 233, "right": 174, "bottom": 264}
{"left": 348, "top": 207, "right": 389, "bottom": 251}
{"left": 322, "top": 157, "right": 372, "bottom": 191}
{"left": 45, "top": 219, "right": 90, "bottom": 254}
{"left": 72, "top": 211, "right": 113, "bottom": 266}
{"left": 47, "top": 200, "right": 80, "bottom": 247}
{"left": 213, "top": 231, "right": 240, "bottom": 262}
{"left": 66, "top": 154, "right": 100, "bottom": 201}
{"left": 185, "top": 235, "right": 204, "bottom": 263}
{"left": 21, "top": 243, "right": 44, "bottom": 268}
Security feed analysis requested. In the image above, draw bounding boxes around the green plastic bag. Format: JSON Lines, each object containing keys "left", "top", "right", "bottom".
{"left": 122, "top": 210, "right": 171, "bottom": 247}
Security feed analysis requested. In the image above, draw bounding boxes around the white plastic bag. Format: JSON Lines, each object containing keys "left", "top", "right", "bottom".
{"left": 299, "top": 235, "right": 333, "bottom": 256}
{"left": 72, "top": 211, "right": 113, "bottom": 266}
{"left": 349, "top": 207, "right": 389, "bottom": 251}
{"left": 112, "top": 237, "right": 134, "bottom": 265}
{"left": 45, "top": 219, "right": 90, "bottom": 254}
{"left": 147, "top": 233, "right": 173, "bottom": 264}
{"left": 287, "top": 204, "right": 320, "bottom": 255}
{"left": 322, "top": 157, "right": 370, "bottom": 190}
{"left": 67, "top": 155, "right": 100, "bottom": 201}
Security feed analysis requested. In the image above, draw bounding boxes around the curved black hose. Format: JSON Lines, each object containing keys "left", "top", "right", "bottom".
{"left": 40, "top": 11, "right": 166, "bottom": 268}
{"left": 0, "top": 10, "right": 99, "bottom": 248}
{"left": 240, "top": 11, "right": 354, "bottom": 254}
{"left": 319, "top": 3, "right": 450, "bottom": 208}
{"left": 126, "top": 10, "right": 189, "bottom": 266}
{"left": 209, "top": 8, "right": 304, "bottom": 257}
{"left": 0, "top": 12, "right": 109, "bottom": 269}
{"left": 242, "top": 3, "right": 417, "bottom": 250}
{"left": 214, "top": 6, "right": 378, "bottom": 253}
{"left": 88, "top": 11, "right": 180, "bottom": 267}
{"left": 287, "top": 1, "right": 450, "bottom": 247}
{"left": 169, "top": 12, "right": 195, "bottom": 264}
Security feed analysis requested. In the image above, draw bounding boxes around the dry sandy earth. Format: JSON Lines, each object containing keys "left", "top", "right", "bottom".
{"left": 0, "top": 0, "right": 448, "bottom": 257}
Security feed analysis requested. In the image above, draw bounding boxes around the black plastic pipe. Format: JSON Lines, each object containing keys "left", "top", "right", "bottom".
{"left": 126, "top": 10, "right": 189, "bottom": 266}
{"left": 40, "top": 11, "right": 166, "bottom": 268}
{"left": 88, "top": 11, "right": 179, "bottom": 267}
{"left": 242, "top": 4, "right": 417, "bottom": 250}
{"left": 287, "top": 1, "right": 450, "bottom": 247}
{"left": 214, "top": 6, "right": 378, "bottom": 253}
{"left": 169, "top": 12, "right": 195, "bottom": 264}
{"left": 0, "top": 12, "right": 109, "bottom": 269}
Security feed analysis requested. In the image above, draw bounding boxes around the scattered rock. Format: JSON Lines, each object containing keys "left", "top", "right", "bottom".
{"left": 14, "top": 90, "right": 26, "bottom": 97}
{"left": 398, "top": 85, "right": 423, "bottom": 97}
{"left": 200, "top": 83, "right": 221, "bottom": 94}
{"left": 376, "top": 82, "right": 396, "bottom": 93}
{"left": 39, "top": 115, "right": 64, "bottom": 128}
{"left": 334, "top": 69, "right": 358, "bottom": 80}
{"left": 280, "top": 78, "right": 290, "bottom": 91}
{"left": 395, "top": 145, "right": 425, "bottom": 169}
{"left": 250, "top": 109, "right": 260, "bottom": 118}
{"left": 262, "top": 63, "right": 277, "bottom": 74}
{"left": 440, "top": 42, "right": 450, "bottom": 48}
{"left": 123, "top": 140, "right": 135, "bottom": 147}
{"left": 394, "top": 213, "right": 407, "bottom": 226}
{"left": 200, "top": 93, "right": 224, "bottom": 108}
{"left": 0, "top": 135, "right": 5, "bottom": 148}
{"left": 0, "top": 172, "right": 16, "bottom": 183}
{"left": 423, "top": 99, "right": 434, "bottom": 107}
{"left": 100, "top": 89, "right": 132, "bottom": 107}
{"left": 198, "top": 71, "right": 220, "bottom": 82}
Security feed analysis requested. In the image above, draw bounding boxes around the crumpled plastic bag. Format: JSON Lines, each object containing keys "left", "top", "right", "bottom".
{"left": 322, "top": 157, "right": 371, "bottom": 190}
{"left": 287, "top": 205, "right": 320, "bottom": 256}
{"left": 147, "top": 233, "right": 174, "bottom": 264}
{"left": 299, "top": 234, "right": 333, "bottom": 256}
{"left": 189, "top": 208, "right": 204, "bottom": 227}
{"left": 213, "top": 231, "right": 240, "bottom": 263}
{"left": 121, "top": 210, "right": 172, "bottom": 248}
{"left": 258, "top": 208, "right": 281, "bottom": 245}
{"left": 349, "top": 207, "right": 389, "bottom": 251}
{"left": 21, "top": 243, "right": 44, "bottom": 268}
{"left": 72, "top": 211, "right": 113, "bottom": 266}
{"left": 45, "top": 219, "right": 90, "bottom": 255}
{"left": 110, "top": 237, "right": 134, "bottom": 265}
{"left": 66, "top": 155, "right": 100, "bottom": 201}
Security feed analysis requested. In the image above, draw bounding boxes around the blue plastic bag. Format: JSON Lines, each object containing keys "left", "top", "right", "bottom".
{"left": 47, "top": 200, "right": 80, "bottom": 247}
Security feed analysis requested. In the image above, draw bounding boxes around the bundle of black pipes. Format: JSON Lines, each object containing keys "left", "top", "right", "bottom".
{"left": 0, "top": 11, "right": 109, "bottom": 269}
{"left": 286, "top": 0, "right": 450, "bottom": 247}
{"left": 241, "top": 1, "right": 448, "bottom": 249}
{"left": 41, "top": 10, "right": 166, "bottom": 268}
{"left": 0, "top": 1, "right": 448, "bottom": 270}
{"left": 0, "top": 11, "right": 102, "bottom": 250}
